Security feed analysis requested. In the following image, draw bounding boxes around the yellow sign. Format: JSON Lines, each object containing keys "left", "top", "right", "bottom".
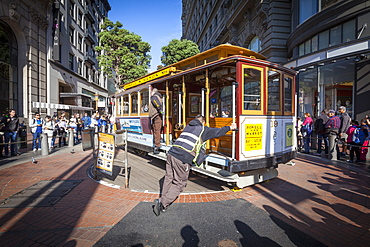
{"left": 245, "top": 124, "right": 263, "bottom": 151}
{"left": 285, "top": 123, "right": 293, "bottom": 147}
{"left": 123, "top": 67, "right": 176, "bottom": 90}
{"left": 96, "top": 133, "right": 115, "bottom": 176}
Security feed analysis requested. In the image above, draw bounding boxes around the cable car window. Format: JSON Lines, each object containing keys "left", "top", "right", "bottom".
{"left": 220, "top": 86, "right": 232, "bottom": 117}
{"left": 243, "top": 68, "right": 261, "bottom": 110}
{"left": 189, "top": 94, "right": 201, "bottom": 115}
{"left": 141, "top": 90, "right": 149, "bottom": 113}
{"left": 284, "top": 76, "right": 293, "bottom": 113}
{"left": 267, "top": 69, "right": 281, "bottom": 112}
{"left": 131, "top": 93, "right": 138, "bottom": 114}
{"left": 123, "top": 95, "right": 129, "bottom": 114}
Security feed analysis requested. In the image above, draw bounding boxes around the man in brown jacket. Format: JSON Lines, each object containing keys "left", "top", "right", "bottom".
{"left": 149, "top": 88, "right": 163, "bottom": 154}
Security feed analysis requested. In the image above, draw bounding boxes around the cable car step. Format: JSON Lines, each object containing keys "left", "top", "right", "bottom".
{"left": 148, "top": 151, "right": 167, "bottom": 161}
{"left": 190, "top": 166, "right": 239, "bottom": 183}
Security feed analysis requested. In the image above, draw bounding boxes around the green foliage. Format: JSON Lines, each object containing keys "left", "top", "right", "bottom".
{"left": 95, "top": 18, "right": 151, "bottom": 85}
{"left": 161, "top": 39, "right": 199, "bottom": 67}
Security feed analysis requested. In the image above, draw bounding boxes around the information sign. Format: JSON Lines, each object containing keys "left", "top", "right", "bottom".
{"left": 96, "top": 133, "right": 115, "bottom": 176}
{"left": 245, "top": 124, "right": 263, "bottom": 151}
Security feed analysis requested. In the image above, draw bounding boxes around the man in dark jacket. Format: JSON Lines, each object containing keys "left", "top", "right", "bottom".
{"left": 314, "top": 109, "right": 329, "bottom": 156}
{"left": 153, "top": 115, "right": 237, "bottom": 216}
{"left": 149, "top": 87, "right": 163, "bottom": 154}
{"left": 2, "top": 109, "right": 20, "bottom": 156}
{"left": 338, "top": 106, "right": 351, "bottom": 156}
{"left": 325, "top": 109, "right": 341, "bottom": 160}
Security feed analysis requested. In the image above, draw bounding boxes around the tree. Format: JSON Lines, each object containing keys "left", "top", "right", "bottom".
{"left": 95, "top": 19, "right": 151, "bottom": 85}
{"left": 161, "top": 39, "right": 200, "bottom": 67}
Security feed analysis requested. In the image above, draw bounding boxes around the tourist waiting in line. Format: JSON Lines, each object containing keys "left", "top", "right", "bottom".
{"left": 69, "top": 116, "right": 78, "bottom": 144}
{"left": 57, "top": 117, "right": 67, "bottom": 147}
{"left": 301, "top": 112, "right": 313, "bottom": 154}
{"left": 338, "top": 106, "right": 351, "bottom": 157}
{"left": 296, "top": 116, "right": 303, "bottom": 152}
{"left": 43, "top": 115, "right": 55, "bottom": 151}
{"left": 346, "top": 120, "right": 361, "bottom": 163}
{"left": 30, "top": 112, "right": 44, "bottom": 152}
{"left": 82, "top": 112, "right": 91, "bottom": 129}
{"left": 2, "top": 109, "right": 20, "bottom": 156}
{"left": 325, "top": 110, "right": 341, "bottom": 160}
{"left": 75, "top": 113, "right": 83, "bottom": 140}
{"left": 314, "top": 109, "right": 329, "bottom": 156}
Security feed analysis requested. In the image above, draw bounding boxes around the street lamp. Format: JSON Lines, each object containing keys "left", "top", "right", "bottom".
{"left": 94, "top": 93, "right": 99, "bottom": 112}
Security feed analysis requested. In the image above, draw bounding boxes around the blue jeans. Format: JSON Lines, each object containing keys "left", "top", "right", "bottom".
{"left": 32, "top": 132, "right": 42, "bottom": 150}
{"left": 303, "top": 133, "right": 311, "bottom": 153}
{"left": 4, "top": 131, "right": 18, "bottom": 155}
{"left": 317, "top": 133, "right": 328, "bottom": 154}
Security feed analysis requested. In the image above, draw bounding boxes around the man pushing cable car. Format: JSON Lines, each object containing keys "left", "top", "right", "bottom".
{"left": 153, "top": 115, "right": 237, "bottom": 216}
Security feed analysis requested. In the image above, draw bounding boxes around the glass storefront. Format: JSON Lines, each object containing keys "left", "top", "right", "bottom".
{"left": 298, "top": 59, "right": 354, "bottom": 119}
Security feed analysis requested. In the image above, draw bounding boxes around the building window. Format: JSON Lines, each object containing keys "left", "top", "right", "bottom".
{"left": 78, "top": 35, "right": 82, "bottom": 51}
{"left": 77, "top": 10, "right": 83, "bottom": 27}
{"left": 298, "top": 19, "right": 356, "bottom": 57}
{"left": 0, "top": 20, "right": 19, "bottom": 115}
{"left": 343, "top": 19, "right": 356, "bottom": 42}
{"left": 311, "top": 35, "right": 318, "bottom": 52}
{"left": 69, "top": 26, "right": 74, "bottom": 44}
{"left": 330, "top": 26, "right": 341, "bottom": 47}
{"left": 299, "top": 0, "right": 318, "bottom": 24}
{"left": 318, "top": 30, "right": 329, "bottom": 50}
{"left": 69, "top": 0, "right": 75, "bottom": 18}
{"left": 304, "top": 39, "right": 311, "bottom": 54}
{"left": 248, "top": 36, "right": 261, "bottom": 53}
{"left": 69, "top": 53, "right": 74, "bottom": 70}
{"left": 78, "top": 59, "right": 82, "bottom": 75}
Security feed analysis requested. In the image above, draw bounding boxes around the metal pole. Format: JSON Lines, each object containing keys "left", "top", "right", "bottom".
{"left": 68, "top": 129, "right": 74, "bottom": 147}
{"left": 232, "top": 82, "right": 237, "bottom": 160}
{"left": 166, "top": 81, "right": 169, "bottom": 146}
{"left": 124, "top": 129, "right": 128, "bottom": 188}
{"left": 93, "top": 130, "right": 97, "bottom": 180}
{"left": 41, "top": 133, "right": 49, "bottom": 156}
{"left": 201, "top": 88, "right": 205, "bottom": 117}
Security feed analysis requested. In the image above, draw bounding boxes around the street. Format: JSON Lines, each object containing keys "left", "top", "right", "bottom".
{"left": 0, "top": 147, "right": 369, "bottom": 246}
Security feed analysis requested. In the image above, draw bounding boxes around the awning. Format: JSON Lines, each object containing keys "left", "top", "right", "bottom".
{"left": 32, "top": 102, "right": 93, "bottom": 111}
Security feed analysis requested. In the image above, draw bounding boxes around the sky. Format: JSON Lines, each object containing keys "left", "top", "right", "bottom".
{"left": 107, "top": 0, "right": 182, "bottom": 72}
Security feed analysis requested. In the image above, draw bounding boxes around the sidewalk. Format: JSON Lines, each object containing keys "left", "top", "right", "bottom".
{"left": 0, "top": 147, "right": 369, "bottom": 246}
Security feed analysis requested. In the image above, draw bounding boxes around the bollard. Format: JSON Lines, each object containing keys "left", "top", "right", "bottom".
{"left": 68, "top": 129, "right": 74, "bottom": 147}
{"left": 41, "top": 133, "right": 49, "bottom": 156}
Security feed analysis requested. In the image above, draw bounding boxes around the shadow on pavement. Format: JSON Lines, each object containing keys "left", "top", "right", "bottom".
{"left": 0, "top": 151, "right": 98, "bottom": 246}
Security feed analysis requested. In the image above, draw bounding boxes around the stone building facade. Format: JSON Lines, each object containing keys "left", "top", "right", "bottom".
{"left": 0, "top": 0, "right": 50, "bottom": 119}
{"left": 0, "top": 0, "right": 111, "bottom": 122}
{"left": 181, "top": 0, "right": 370, "bottom": 120}
{"left": 181, "top": 0, "right": 291, "bottom": 64}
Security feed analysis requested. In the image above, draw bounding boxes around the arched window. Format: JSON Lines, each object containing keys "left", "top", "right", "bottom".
{"left": 248, "top": 36, "right": 261, "bottom": 53}
{"left": 0, "top": 20, "right": 18, "bottom": 115}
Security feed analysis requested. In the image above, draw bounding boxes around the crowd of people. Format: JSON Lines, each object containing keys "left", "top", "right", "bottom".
{"left": 297, "top": 106, "right": 370, "bottom": 164}
{"left": 0, "top": 110, "right": 115, "bottom": 157}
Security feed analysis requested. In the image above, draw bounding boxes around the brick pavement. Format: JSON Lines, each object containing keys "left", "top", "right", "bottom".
{"left": 0, "top": 150, "right": 369, "bottom": 246}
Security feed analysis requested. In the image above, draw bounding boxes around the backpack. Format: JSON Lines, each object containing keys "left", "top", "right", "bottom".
{"left": 301, "top": 123, "right": 313, "bottom": 136}
{"left": 352, "top": 127, "right": 366, "bottom": 144}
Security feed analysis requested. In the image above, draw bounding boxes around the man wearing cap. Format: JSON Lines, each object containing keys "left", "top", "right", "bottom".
{"left": 338, "top": 106, "right": 351, "bottom": 157}
{"left": 325, "top": 110, "right": 341, "bottom": 160}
